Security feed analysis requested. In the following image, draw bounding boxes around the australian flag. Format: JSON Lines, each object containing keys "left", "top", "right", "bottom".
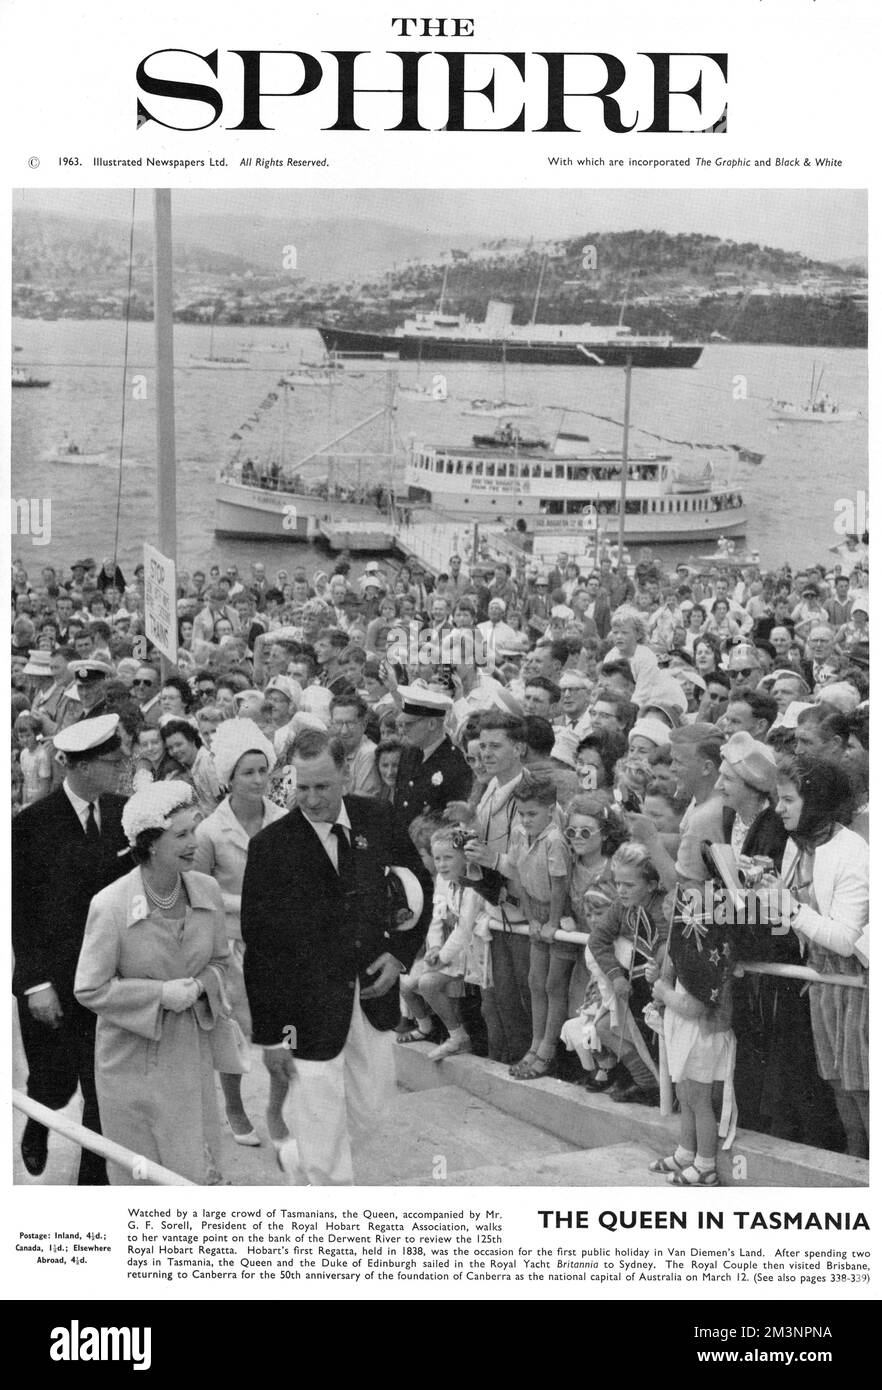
{"left": 623, "top": 904, "right": 660, "bottom": 982}
{"left": 668, "top": 884, "right": 734, "bottom": 1013}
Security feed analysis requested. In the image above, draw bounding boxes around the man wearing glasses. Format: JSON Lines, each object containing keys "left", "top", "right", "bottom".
{"left": 330, "top": 694, "right": 381, "bottom": 798}
{"left": 192, "top": 671, "right": 218, "bottom": 707}
{"left": 12, "top": 714, "right": 129, "bottom": 1184}
{"left": 131, "top": 663, "right": 162, "bottom": 727}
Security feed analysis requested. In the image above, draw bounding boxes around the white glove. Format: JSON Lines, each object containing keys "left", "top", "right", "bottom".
{"left": 161, "top": 978, "right": 200, "bottom": 1012}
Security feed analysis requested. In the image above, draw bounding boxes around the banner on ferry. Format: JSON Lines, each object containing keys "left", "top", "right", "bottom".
{"left": 143, "top": 544, "right": 177, "bottom": 664}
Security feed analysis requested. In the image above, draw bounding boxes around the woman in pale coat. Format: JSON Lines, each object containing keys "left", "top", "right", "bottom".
{"left": 193, "top": 718, "right": 287, "bottom": 1146}
{"left": 774, "top": 754, "right": 869, "bottom": 1158}
{"left": 75, "top": 783, "right": 230, "bottom": 1184}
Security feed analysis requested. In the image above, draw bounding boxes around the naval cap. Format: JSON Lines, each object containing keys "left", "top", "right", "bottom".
{"left": 53, "top": 713, "right": 120, "bottom": 757}
{"left": 398, "top": 684, "right": 453, "bottom": 718}
{"left": 72, "top": 659, "right": 114, "bottom": 682}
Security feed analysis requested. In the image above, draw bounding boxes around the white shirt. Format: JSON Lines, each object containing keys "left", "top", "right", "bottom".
{"left": 303, "top": 803, "right": 352, "bottom": 871}
{"left": 62, "top": 778, "right": 101, "bottom": 831}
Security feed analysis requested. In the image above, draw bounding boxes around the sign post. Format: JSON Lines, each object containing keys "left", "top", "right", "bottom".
{"left": 143, "top": 543, "right": 177, "bottom": 673}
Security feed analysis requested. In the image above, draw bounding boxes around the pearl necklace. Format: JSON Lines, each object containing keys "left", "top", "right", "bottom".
{"left": 144, "top": 876, "right": 183, "bottom": 910}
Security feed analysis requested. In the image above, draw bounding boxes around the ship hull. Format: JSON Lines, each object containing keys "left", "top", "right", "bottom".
{"left": 214, "top": 477, "right": 387, "bottom": 541}
{"left": 319, "top": 325, "right": 703, "bottom": 368}
{"left": 403, "top": 501, "right": 746, "bottom": 544}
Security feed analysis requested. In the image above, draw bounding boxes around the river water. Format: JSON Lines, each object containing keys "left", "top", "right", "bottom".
{"left": 11, "top": 317, "right": 867, "bottom": 578}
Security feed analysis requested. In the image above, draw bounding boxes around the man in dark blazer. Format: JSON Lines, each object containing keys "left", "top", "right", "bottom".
{"left": 242, "top": 727, "right": 424, "bottom": 1185}
{"left": 12, "top": 714, "right": 129, "bottom": 1183}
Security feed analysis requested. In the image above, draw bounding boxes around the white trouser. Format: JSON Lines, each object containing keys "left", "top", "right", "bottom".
{"left": 279, "top": 989, "right": 395, "bottom": 1185}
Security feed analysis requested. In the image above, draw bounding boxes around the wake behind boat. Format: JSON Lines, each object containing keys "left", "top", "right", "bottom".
{"left": 463, "top": 397, "right": 532, "bottom": 418}
{"left": 189, "top": 353, "right": 250, "bottom": 369}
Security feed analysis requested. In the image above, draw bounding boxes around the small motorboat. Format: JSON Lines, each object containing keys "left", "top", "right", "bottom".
{"left": 472, "top": 424, "right": 548, "bottom": 451}
{"left": 398, "top": 381, "right": 448, "bottom": 403}
{"left": 12, "top": 366, "right": 50, "bottom": 388}
{"left": 43, "top": 440, "right": 108, "bottom": 464}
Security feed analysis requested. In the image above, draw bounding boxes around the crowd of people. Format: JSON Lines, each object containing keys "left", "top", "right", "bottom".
{"left": 11, "top": 539, "right": 870, "bottom": 1186}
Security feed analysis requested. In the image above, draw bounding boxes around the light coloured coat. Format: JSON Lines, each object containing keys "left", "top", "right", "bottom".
{"left": 74, "top": 868, "right": 229, "bottom": 1184}
{"left": 781, "top": 825, "right": 869, "bottom": 956}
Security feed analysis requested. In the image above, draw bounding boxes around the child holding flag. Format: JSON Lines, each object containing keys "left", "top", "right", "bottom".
{"left": 587, "top": 843, "right": 667, "bottom": 1105}
{"left": 646, "top": 884, "right": 738, "bottom": 1186}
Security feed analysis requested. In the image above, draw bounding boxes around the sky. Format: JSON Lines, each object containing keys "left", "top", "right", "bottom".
{"left": 14, "top": 188, "right": 867, "bottom": 263}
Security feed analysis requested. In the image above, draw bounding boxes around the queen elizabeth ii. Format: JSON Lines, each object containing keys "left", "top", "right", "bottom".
{"left": 75, "top": 781, "right": 230, "bottom": 1184}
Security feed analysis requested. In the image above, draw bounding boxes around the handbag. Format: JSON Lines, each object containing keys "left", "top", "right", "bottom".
{"left": 208, "top": 968, "right": 252, "bottom": 1074}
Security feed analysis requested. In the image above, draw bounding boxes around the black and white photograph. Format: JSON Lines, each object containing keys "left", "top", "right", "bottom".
{"left": 10, "top": 186, "right": 869, "bottom": 1191}
{"left": 2, "top": 0, "right": 877, "bottom": 1326}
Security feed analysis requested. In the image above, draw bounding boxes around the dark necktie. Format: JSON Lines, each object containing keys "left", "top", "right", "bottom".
{"left": 331, "top": 823, "right": 354, "bottom": 884}
{"left": 84, "top": 802, "right": 100, "bottom": 843}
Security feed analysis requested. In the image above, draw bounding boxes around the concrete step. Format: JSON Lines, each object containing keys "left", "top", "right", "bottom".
{"left": 429, "top": 1142, "right": 663, "bottom": 1187}
{"left": 394, "top": 1044, "right": 869, "bottom": 1189}
{"left": 356, "top": 1084, "right": 577, "bottom": 1185}
{"left": 14, "top": 1023, "right": 869, "bottom": 1187}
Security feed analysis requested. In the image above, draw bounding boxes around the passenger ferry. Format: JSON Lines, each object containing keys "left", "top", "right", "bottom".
{"left": 215, "top": 454, "right": 399, "bottom": 542}
{"left": 403, "top": 441, "right": 747, "bottom": 543}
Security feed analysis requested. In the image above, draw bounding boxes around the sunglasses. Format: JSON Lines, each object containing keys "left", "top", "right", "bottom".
{"left": 565, "top": 825, "right": 601, "bottom": 841}
{"left": 131, "top": 678, "right": 156, "bottom": 687}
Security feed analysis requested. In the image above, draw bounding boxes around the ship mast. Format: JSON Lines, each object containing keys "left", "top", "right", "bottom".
{"left": 529, "top": 251, "right": 549, "bottom": 329}
{"left": 617, "top": 354, "right": 633, "bottom": 564}
{"left": 437, "top": 263, "right": 450, "bottom": 315}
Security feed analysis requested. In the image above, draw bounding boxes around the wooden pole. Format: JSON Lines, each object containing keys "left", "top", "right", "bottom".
{"left": 152, "top": 189, "right": 177, "bottom": 682}
{"left": 617, "top": 353, "right": 632, "bottom": 568}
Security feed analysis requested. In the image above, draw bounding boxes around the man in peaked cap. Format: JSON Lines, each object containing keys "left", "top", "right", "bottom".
{"left": 392, "top": 686, "right": 472, "bottom": 843}
{"left": 12, "top": 714, "right": 129, "bottom": 1184}
{"left": 55, "top": 658, "right": 116, "bottom": 731}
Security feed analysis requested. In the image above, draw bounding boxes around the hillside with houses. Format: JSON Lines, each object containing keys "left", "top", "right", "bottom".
{"left": 12, "top": 213, "right": 867, "bottom": 347}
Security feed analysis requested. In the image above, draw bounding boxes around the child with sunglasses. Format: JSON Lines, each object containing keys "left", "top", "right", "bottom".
{"left": 560, "top": 795, "right": 629, "bottom": 1089}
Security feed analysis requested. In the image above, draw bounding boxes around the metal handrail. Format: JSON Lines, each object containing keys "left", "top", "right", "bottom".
{"left": 13, "top": 1092, "right": 195, "bottom": 1185}
{"left": 483, "top": 920, "right": 866, "bottom": 987}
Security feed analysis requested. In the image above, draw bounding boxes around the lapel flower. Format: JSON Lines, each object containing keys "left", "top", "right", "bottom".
{"left": 355, "top": 834, "right": 369, "bottom": 850}
{"left": 128, "top": 894, "right": 149, "bottom": 926}
{"left": 431, "top": 771, "right": 444, "bottom": 787}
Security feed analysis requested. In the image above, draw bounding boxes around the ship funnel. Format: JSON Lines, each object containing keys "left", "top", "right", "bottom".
{"left": 484, "top": 300, "right": 514, "bottom": 332}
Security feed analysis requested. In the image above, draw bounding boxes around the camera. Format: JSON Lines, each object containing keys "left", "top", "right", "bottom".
{"left": 736, "top": 855, "right": 776, "bottom": 889}
{"left": 451, "top": 828, "right": 476, "bottom": 851}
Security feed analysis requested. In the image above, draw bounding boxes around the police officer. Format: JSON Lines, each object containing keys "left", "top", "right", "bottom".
{"left": 392, "top": 686, "right": 471, "bottom": 841}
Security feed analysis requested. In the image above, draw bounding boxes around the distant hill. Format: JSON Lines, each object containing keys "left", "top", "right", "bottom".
{"left": 11, "top": 212, "right": 867, "bottom": 347}
{"left": 11, "top": 206, "right": 481, "bottom": 286}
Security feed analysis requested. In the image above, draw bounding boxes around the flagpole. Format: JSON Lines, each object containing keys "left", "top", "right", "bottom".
{"left": 617, "top": 352, "right": 633, "bottom": 566}
{"left": 152, "top": 189, "right": 177, "bottom": 682}
{"left": 614, "top": 912, "right": 638, "bottom": 1065}
{"left": 656, "top": 892, "right": 679, "bottom": 1116}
